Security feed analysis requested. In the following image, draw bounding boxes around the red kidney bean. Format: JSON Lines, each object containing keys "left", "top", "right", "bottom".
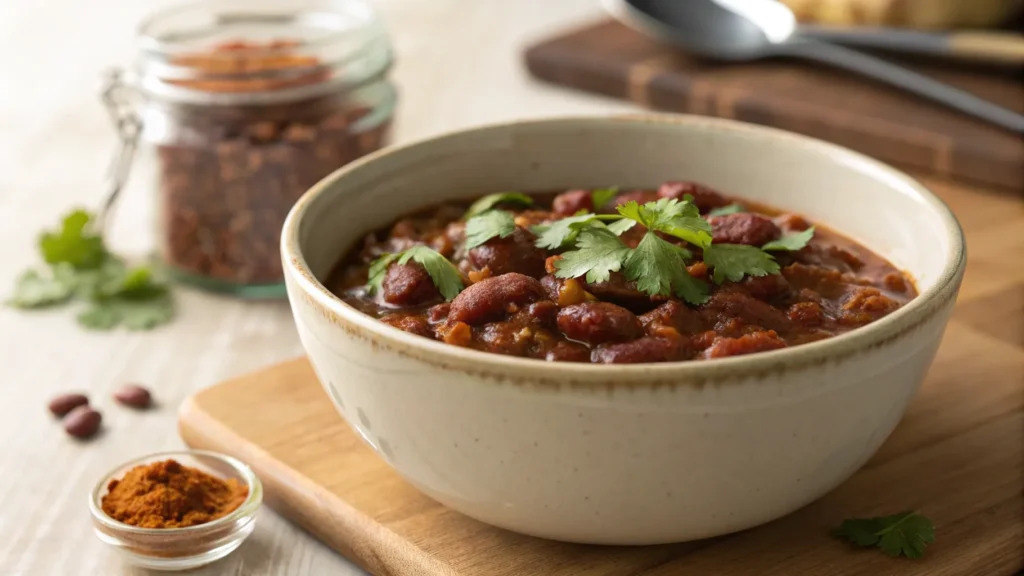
{"left": 469, "top": 228, "right": 547, "bottom": 278}
{"left": 557, "top": 302, "right": 643, "bottom": 345}
{"left": 657, "top": 181, "right": 730, "bottom": 213}
{"left": 552, "top": 189, "right": 594, "bottom": 216}
{"left": 48, "top": 393, "right": 89, "bottom": 418}
{"left": 448, "top": 273, "right": 546, "bottom": 325}
{"left": 382, "top": 262, "right": 442, "bottom": 307}
{"left": 113, "top": 385, "right": 153, "bottom": 409}
{"left": 63, "top": 406, "right": 102, "bottom": 439}
{"left": 709, "top": 213, "right": 781, "bottom": 246}
{"left": 591, "top": 337, "right": 687, "bottom": 363}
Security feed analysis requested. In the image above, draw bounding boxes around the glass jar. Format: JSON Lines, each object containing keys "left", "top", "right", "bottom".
{"left": 105, "top": 0, "right": 396, "bottom": 298}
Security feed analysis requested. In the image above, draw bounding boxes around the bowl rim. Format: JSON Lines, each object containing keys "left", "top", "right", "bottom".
{"left": 88, "top": 449, "right": 263, "bottom": 536}
{"left": 281, "top": 114, "right": 966, "bottom": 385}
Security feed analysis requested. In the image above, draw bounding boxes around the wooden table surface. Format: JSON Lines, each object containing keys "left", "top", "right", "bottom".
{"left": 1, "top": 2, "right": 1019, "bottom": 575}
{"left": 0, "top": 1, "right": 637, "bottom": 574}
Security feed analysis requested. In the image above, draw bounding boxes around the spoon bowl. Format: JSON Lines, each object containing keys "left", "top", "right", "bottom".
{"left": 607, "top": 0, "right": 1024, "bottom": 132}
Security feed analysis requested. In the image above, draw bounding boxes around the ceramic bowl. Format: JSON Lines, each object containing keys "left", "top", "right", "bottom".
{"left": 280, "top": 115, "right": 965, "bottom": 545}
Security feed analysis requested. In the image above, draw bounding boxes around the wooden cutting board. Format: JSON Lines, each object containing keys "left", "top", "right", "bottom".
{"left": 523, "top": 20, "right": 1024, "bottom": 193}
{"left": 178, "top": 175, "right": 1024, "bottom": 575}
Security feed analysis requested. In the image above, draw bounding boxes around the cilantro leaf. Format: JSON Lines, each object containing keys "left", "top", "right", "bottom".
{"left": 606, "top": 218, "right": 636, "bottom": 236}
{"left": 78, "top": 293, "right": 174, "bottom": 331}
{"left": 366, "top": 253, "right": 401, "bottom": 295}
{"left": 707, "top": 204, "right": 745, "bottom": 216}
{"left": 464, "top": 192, "right": 533, "bottom": 220}
{"left": 465, "top": 210, "right": 516, "bottom": 249}
{"left": 39, "top": 209, "right": 107, "bottom": 269}
{"left": 703, "top": 244, "right": 780, "bottom": 284}
{"left": 7, "top": 270, "right": 74, "bottom": 308}
{"left": 398, "top": 246, "right": 464, "bottom": 301}
{"left": 762, "top": 226, "right": 816, "bottom": 252}
{"left": 590, "top": 186, "right": 619, "bottom": 209}
{"left": 624, "top": 233, "right": 707, "bottom": 304}
{"left": 554, "top": 228, "right": 630, "bottom": 284}
{"left": 618, "top": 198, "right": 712, "bottom": 248}
{"left": 532, "top": 213, "right": 600, "bottom": 250}
{"left": 832, "top": 511, "right": 935, "bottom": 559}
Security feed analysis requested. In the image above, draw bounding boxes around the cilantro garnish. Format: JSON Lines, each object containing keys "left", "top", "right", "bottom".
{"left": 832, "top": 511, "right": 935, "bottom": 559}
{"left": 617, "top": 198, "right": 713, "bottom": 248}
{"left": 702, "top": 244, "right": 780, "bottom": 284}
{"left": 463, "top": 192, "right": 533, "bottom": 220}
{"left": 590, "top": 186, "right": 620, "bottom": 209}
{"left": 554, "top": 227, "right": 631, "bottom": 284}
{"left": 465, "top": 210, "right": 516, "bottom": 249}
{"left": 762, "top": 226, "right": 816, "bottom": 252}
{"left": 531, "top": 213, "right": 633, "bottom": 250}
{"left": 625, "top": 234, "right": 707, "bottom": 303}
{"left": 707, "top": 204, "right": 745, "bottom": 216}
{"left": 367, "top": 246, "right": 464, "bottom": 301}
{"left": 7, "top": 209, "right": 175, "bottom": 331}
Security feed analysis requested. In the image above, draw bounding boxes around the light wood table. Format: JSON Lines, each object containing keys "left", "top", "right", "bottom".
{"left": 0, "top": 1, "right": 636, "bottom": 574}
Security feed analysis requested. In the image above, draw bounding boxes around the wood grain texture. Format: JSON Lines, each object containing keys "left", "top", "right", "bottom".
{"left": 178, "top": 177, "right": 1024, "bottom": 576}
{"left": 524, "top": 20, "right": 1024, "bottom": 192}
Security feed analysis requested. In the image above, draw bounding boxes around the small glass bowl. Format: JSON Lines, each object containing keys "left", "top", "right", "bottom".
{"left": 89, "top": 450, "right": 262, "bottom": 571}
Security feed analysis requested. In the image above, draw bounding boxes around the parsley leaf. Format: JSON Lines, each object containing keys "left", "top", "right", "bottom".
{"left": 591, "top": 186, "right": 620, "bottom": 209}
{"left": 78, "top": 293, "right": 174, "bottom": 331}
{"left": 398, "top": 246, "right": 464, "bottom": 301}
{"left": 7, "top": 270, "right": 74, "bottom": 308}
{"left": 465, "top": 210, "right": 516, "bottom": 249}
{"left": 533, "top": 213, "right": 599, "bottom": 250}
{"left": 606, "top": 218, "right": 636, "bottom": 236}
{"left": 762, "top": 226, "right": 816, "bottom": 252}
{"left": 707, "top": 204, "right": 745, "bottom": 216}
{"left": 8, "top": 208, "right": 176, "bottom": 331}
{"left": 832, "top": 511, "right": 935, "bottom": 559}
{"left": 624, "top": 233, "right": 707, "bottom": 304}
{"left": 39, "top": 209, "right": 107, "bottom": 269}
{"left": 703, "top": 244, "right": 780, "bottom": 284}
{"left": 617, "top": 198, "right": 712, "bottom": 248}
{"left": 554, "top": 228, "right": 631, "bottom": 284}
{"left": 464, "top": 192, "right": 533, "bottom": 220}
{"left": 367, "top": 246, "right": 464, "bottom": 301}
{"left": 366, "top": 253, "right": 401, "bottom": 295}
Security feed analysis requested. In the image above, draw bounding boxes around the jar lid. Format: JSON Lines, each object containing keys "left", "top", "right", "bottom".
{"left": 133, "top": 0, "right": 393, "bottom": 105}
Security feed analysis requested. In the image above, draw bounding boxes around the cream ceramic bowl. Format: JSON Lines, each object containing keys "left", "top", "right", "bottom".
{"left": 281, "top": 115, "right": 965, "bottom": 545}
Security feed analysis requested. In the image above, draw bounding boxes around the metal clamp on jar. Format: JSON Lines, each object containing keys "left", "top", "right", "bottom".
{"left": 104, "top": 0, "right": 396, "bottom": 297}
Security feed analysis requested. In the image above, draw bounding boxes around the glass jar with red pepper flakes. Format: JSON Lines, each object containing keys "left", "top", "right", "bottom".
{"left": 105, "top": 0, "right": 395, "bottom": 297}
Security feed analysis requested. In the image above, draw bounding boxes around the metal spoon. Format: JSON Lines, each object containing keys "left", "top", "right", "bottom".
{"left": 605, "top": 0, "right": 1024, "bottom": 133}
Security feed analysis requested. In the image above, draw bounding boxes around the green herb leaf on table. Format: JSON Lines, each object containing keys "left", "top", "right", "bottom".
{"left": 832, "top": 511, "right": 935, "bottom": 559}
{"left": 707, "top": 204, "right": 745, "bottom": 217}
{"left": 7, "top": 270, "right": 74, "bottom": 308}
{"left": 703, "top": 244, "right": 780, "bottom": 285}
{"left": 463, "top": 192, "right": 533, "bottom": 220}
{"left": 78, "top": 293, "right": 175, "bottom": 331}
{"left": 8, "top": 208, "right": 175, "bottom": 331}
{"left": 39, "top": 209, "right": 107, "bottom": 269}
{"left": 624, "top": 233, "right": 707, "bottom": 304}
{"left": 553, "top": 228, "right": 631, "bottom": 285}
{"left": 590, "top": 186, "right": 620, "bottom": 209}
{"left": 762, "top": 226, "right": 816, "bottom": 252}
{"left": 464, "top": 210, "right": 516, "bottom": 249}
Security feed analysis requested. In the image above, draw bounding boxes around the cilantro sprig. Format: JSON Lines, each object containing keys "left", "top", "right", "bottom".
{"left": 7, "top": 209, "right": 175, "bottom": 331}
{"left": 832, "top": 511, "right": 935, "bottom": 559}
{"left": 465, "top": 210, "right": 516, "bottom": 249}
{"left": 367, "top": 246, "right": 464, "bottom": 301}
{"left": 547, "top": 196, "right": 815, "bottom": 304}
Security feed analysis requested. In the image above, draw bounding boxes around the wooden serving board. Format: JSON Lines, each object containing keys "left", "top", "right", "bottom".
{"left": 178, "top": 175, "right": 1024, "bottom": 575}
{"left": 523, "top": 20, "right": 1024, "bottom": 193}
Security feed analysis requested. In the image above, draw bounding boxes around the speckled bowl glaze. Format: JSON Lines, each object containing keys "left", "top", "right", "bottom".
{"left": 281, "top": 115, "right": 965, "bottom": 545}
